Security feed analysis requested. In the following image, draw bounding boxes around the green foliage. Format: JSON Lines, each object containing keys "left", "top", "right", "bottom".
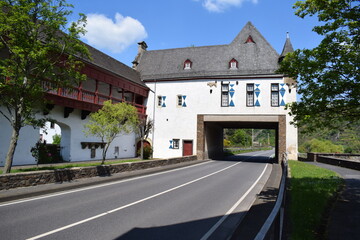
{"left": 299, "top": 138, "right": 344, "bottom": 153}
{"left": 228, "top": 129, "right": 251, "bottom": 146}
{"left": 223, "top": 139, "right": 231, "bottom": 148}
{"left": 299, "top": 121, "right": 360, "bottom": 153}
{"left": 141, "top": 145, "right": 153, "bottom": 160}
{"left": 0, "top": 0, "right": 90, "bottom": 173}
{"left": 30, "top": 141, "right": 62, "bottom": 164}
{"left": 52, "top": 134, "right": 61, "bottom": 145}
{"left": 277, "top": 0, "right": 359, "bottom": 131}
{"left": 225, "top": 129, "right": 275, "bottom": 147}
{"left": 289, "top": 160, "right": 343, "bottom": 239}
{"left": 84, "top": 101, "right": 140, "bottom": 164}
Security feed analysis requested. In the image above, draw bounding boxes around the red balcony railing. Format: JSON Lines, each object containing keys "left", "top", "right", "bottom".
{"left": 43, "top": 82, "right": 147, "bottom": 116}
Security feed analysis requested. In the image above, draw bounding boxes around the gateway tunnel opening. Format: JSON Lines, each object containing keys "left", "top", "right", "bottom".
{"left": 223, "top": 128, "right": 276, "bottom": 157}
{"left": 197, "top": 115, "right": 286, "bottom": 163}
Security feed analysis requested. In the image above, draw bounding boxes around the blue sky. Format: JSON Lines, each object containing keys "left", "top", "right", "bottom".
{"left": 68, "top": 0, "right": 323, "bottom": 67}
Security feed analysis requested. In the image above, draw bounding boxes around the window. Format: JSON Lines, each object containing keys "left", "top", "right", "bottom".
{"left": 177, "top": 95, "right": 183, "bottom": 106}
{"left": 229, "top": 58, "right": 238, "bottom": 69}
{"left": 157, "top": 95, "right": 162, "bottom": 107}
{"left": 271, "top": 83, "right": 279, "bottom": 107}
{"left": 247, "top": 84, "right": 254, "bottom": 106}
{"left": 173, "top": 139, "right": 180, "bottom": 149}
{"left": 50, "top": 122, "right": 55, "bottom": 129}
{"left": 221, "top": 83, "right": 229, "bottom": 107}
{"left": 184, "top": 59, "right": 192, "bottom": 70}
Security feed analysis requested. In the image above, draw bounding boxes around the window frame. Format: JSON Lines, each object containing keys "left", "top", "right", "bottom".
{"left": 229, "top": 58, "right": 238, "bottom": 69}
{"left": 246, "top": 83, "right": 255, "bottom": 107}
{"left": 157, "top": 95, "right": 162, "bottom": 107}
{"left": 172, "top": 139, "right": 180, "bottom": 149}
{"left": 221, "top": 83, "right": 229, "bottom": 107}
{"left": 184, "top": 59, "right": 192, "bottom": 70}
{"left": 271, "top": 83, "right": 279, "bottom": 107}
{"left": 177, "top": 95, "right": 183, "bottom": 107}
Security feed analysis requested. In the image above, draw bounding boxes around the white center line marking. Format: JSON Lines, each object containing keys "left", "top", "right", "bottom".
{"left": 26, "top": 161, "right": 242, "bottom": 240}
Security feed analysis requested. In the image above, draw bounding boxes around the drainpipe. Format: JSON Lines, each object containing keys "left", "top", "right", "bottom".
{"left": 150, "top": 79, "right": 157, "bottom": 158}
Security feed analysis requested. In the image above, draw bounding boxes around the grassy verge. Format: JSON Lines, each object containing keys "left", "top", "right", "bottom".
{"left": 224, "top": 147, "right": 273, "bottom": 156}
{"left": 0, "top": 159, "right": 142, "bottom": 174}
{"left": 288, "top": 160, "right": 344, "bottom": 240}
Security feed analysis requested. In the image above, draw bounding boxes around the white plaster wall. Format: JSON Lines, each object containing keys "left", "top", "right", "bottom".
{"left": 0, "top": 105, "right": 137, "bottom": 166}
{"left": 0, "top": 109, "right": 39, "bottom": 166}
{"left": 146, "top": 78, "right": 298, "bottom": 159}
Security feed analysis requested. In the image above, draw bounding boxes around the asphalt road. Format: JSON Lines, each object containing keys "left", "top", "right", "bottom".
{"left": 0, "top": 150, "right": 274, "bottom": 240}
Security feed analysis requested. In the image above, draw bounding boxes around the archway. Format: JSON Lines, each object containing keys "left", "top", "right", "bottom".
{"left": 197, "top": 114, "right": 286, "bottom": 163}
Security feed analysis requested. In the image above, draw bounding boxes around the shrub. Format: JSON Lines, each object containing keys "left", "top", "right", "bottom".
{"left": 299, "top": 138, "right": 344, "bottom": 153}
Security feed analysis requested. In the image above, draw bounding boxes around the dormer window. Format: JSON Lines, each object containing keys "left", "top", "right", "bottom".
{"left": 229, "top": 58, "right": 238, "bottom": 69}
{"left": 184, "top": 59, "right": 192, "bottom": 70}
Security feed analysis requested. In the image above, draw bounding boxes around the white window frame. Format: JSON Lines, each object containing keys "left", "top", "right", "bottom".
{"left": 221, "top": 83, "right": 229, "bottom": 107}
{"left": 247, "top": 83, "right": 254, "bottom": 107}
{"left": 230, "top": 59, "right": 238, "bottom": 69}
{"left": 271, "top": 83, "right": 279, "bottom": 107}
{"left": 173, "top": 139, "right": 180, "bottom": 149}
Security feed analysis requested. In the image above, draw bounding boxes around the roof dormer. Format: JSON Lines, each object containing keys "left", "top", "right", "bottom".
{"left": 229, "top": 58, "right": 238, "bottom": 69}
{"left": 184, "top": 59, "right": 192, "bottom": 70}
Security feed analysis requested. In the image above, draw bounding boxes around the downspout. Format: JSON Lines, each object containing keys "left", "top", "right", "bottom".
{"left": 150, "top": 79, "right": 157, "bottom": 158}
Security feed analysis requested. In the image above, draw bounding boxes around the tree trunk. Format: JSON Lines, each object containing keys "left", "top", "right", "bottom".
{"left": 3, "top": 127, "right": 20, "bottom": 174}
{"left": 101, "top": 143, "right": 109, "bottom": 165}
{"left": 140, "top": 139, "right": 144, "bottom": 160}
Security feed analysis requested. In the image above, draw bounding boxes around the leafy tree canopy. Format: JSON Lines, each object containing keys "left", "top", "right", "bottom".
{"left": 0, "top": 0, "right": 90, "bottom": 173}
{"left": 84, "top": 101, "right": 140, "bottom": 164}
{"left": 278, "top": 0, "right": 359, "bottom": 132}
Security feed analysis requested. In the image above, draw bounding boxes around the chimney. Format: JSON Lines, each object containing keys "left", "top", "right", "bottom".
{"left": 132, "top": 41, "right": 148, "bottom": 69}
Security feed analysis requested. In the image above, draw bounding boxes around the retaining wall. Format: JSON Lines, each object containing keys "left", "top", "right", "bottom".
{"left": 0, "top": 156, "right": 197, "bottom": 190}
{"left": 306, "top": 153, "right": 360, "bottom": 171}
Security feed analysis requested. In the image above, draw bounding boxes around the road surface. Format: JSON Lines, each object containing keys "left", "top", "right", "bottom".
{"left": 0, "top": 150, "right": 274, "bottom": 240}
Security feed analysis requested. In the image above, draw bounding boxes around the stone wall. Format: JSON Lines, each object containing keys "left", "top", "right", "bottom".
{"left": 0, "top": 156, "right": 197, "bottom": 190}
{"left": 307, "top": 153, "right": 360, "bottom": 171}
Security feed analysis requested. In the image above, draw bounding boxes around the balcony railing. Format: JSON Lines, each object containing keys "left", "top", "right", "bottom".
{"left": 43, "top": 82, "right": 147, "bottom": 116}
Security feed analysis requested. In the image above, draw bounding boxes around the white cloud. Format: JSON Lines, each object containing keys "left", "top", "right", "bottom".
{"left": 82, "top": 13, "right": 147, "bottom": 53}
{"left": 199, "top": 0, "right": 258, "bottom": 12}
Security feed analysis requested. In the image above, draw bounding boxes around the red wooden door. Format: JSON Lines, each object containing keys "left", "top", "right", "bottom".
{"left": 183, "top": 140, "right": 193, "bottom": 156}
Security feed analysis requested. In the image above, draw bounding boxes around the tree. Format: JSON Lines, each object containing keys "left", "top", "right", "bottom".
{"left": 138, "top": 118, "right": 153, "bottom": 160}
{"left": 277, "top": 0, "right": 359, "bottom": 132}
{"left": 0, "top": 0, "right": 90, "bottom": 173}
{"left": 83, "top": 101, "right": 140, "bottom": 165}
{"left": 229, "top": 129, "right": 252, "bottom": 147}
{"left": 52, "top": 134, "right": 61, "bottom": 145}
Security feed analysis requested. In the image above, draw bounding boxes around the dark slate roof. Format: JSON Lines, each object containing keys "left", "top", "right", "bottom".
{"left": 84, "top": 43, "right": 146, "bottom": 87}
{"left": 137, "top": 22, "right": 282, "bottom": 81}
{"left": 280, "top": 33, "right": 294, "bottom": 58}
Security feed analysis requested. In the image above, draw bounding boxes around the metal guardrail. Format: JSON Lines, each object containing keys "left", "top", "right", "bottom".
{"left": 254, "top": 152, "right": 288, "bottom": 240}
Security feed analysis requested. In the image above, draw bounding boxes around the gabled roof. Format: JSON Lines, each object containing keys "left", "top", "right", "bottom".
{"left": 137, "top": 22, "right": 282, "bottom": 81}
{"left": 84, "top": 44, "right": 146, "bottom": 88}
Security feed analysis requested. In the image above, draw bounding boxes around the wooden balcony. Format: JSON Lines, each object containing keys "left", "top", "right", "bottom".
{"left": 43, "top": 83, "right": 147, "bottom": 118}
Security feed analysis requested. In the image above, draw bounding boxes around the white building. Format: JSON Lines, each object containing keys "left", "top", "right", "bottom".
{"left": 0, "top": 22, "right": 297, "bottom": 166}
{"left": 135, "top": 22, "right": 297, "bottom": 160}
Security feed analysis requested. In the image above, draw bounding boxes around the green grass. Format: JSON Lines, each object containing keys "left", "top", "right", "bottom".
{"left": 288, "top": 160, "right": 344, "bottom": 240}
{"left": 0, "top": 159, "right": 142, "bottom": 174}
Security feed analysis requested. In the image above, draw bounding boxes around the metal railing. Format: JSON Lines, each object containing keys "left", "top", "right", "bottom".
{"left": 254, "top": 152, "right": 288, "bottom": 240}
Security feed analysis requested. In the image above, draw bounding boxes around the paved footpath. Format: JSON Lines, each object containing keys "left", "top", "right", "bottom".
{"left": 309, "top": 162, "right": 360, "bottom": 240}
